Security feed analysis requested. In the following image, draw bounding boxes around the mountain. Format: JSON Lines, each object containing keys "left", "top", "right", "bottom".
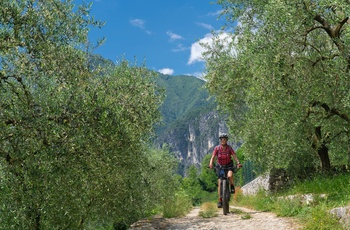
{"left": 155, "top": 74, "right": 228, "bottom": 175}
{"left": 88, "top": 55, "right": 228, "bottom": 175}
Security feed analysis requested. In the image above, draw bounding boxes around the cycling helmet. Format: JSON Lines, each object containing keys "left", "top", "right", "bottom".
{"left": 219, "top": 133, "right": 228, "bottom": 139}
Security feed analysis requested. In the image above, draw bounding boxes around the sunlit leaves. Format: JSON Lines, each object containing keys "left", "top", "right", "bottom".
{"left": 205, "top": 0, "right": 350, "bottom": 173}
{"left": 0, "top": 0, "right": 170, "bottom": 228}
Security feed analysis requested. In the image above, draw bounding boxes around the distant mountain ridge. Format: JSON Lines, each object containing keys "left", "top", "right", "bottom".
{"left": 89, "top": 55, "right": 227, "bottom": 175}
{"left": 155, "top": 74, "right": 215, "bottom": 133}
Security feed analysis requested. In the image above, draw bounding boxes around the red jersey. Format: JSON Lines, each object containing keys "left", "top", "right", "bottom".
{"left": 212, "top": 145, "right": 235, "bottom": 165}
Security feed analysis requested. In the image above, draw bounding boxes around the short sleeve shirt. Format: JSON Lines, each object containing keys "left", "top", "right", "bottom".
{"left": 212, "top": 145, "right": 235, "bottom": 165}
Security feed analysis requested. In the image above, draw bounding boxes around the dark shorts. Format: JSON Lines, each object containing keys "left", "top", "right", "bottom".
{"left": 215, "top": 162, "right": 234, "bottom": 178}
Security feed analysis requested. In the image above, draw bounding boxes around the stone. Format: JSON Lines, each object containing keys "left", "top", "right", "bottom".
{"left": 329, "top": 206, "right": 350, "bottom": 229}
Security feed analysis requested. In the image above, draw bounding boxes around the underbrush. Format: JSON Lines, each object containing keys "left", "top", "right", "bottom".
{"left": 233, "top": 173, "right": 350, "bottom": 229}
{"left": 163, "top": 190, "right": 193, "bottom": 218}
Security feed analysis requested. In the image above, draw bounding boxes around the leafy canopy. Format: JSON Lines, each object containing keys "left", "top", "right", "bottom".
{"left": 205, "top": 0, "right": 350, "bottom": 174}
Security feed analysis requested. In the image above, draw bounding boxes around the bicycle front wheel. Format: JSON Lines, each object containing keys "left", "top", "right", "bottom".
{"left": 222, "top": 179, "right": 229, "bottom": 215}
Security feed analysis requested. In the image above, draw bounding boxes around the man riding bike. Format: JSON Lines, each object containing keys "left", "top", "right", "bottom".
{"left": 209, "top": 133, "right": 242, "bottom": 208}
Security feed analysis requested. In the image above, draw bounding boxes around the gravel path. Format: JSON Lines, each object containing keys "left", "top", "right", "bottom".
{"left": 129, "top": 205, "right": 303, "bottom": 230}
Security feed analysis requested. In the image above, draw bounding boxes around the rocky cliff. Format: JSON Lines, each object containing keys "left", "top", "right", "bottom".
{"left": 154, "top": 74, "right": 232, "bottom": 175}
{"left": 156, "top": 110, "right": 229, "bottom": 175}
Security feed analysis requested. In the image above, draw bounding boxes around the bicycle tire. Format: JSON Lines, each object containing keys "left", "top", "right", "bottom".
{"left": 222, "top": 179, "right": 229, "bottom": 215}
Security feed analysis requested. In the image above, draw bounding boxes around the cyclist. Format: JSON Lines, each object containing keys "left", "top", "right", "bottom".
{"left": 209, "top": 133, "right": 242, "bottom": 208}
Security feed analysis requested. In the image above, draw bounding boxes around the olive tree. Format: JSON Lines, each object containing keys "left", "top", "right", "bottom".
{"left": 204, "top": 0, "right": 350, "bottom": 174}
{"left": 0, "top": 0, "right": 173, "bottom": 229}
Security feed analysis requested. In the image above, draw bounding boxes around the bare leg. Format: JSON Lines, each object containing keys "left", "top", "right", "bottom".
{"left": 228, "top": 170, "right": 234, "bottom": 185}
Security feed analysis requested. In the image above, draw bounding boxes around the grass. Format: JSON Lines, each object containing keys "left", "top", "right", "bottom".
{"left": 199, "top": 202, "right": 218, "bottom": 218}
{"left": 232, "top": 172, "right": 350, "bottom": 229}
{"left": 163, "top": 190, "right": 193, "bottom": 218}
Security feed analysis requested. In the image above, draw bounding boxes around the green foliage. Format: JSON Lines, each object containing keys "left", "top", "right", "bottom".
{"left": 0, "top": 0, "right": 180, "bottom": 228}
{"left": 182, "top": 165, "right": 204, "bottom": 205}
{"left": 206, "top": 0, "right": 350, "bottom": 174}
{"left": 288, "top": 173, "right": 350, "bottom": 206}
{"left": 163, "top": 189, "right": 192, "bottom": 218}
{"left": 274, "top": 199, "right": 304, "bottom": 217}
{"left": 156, "top": 74, "right": 213, "bottom": 129}
{"left": 199, "top": 154, "right": 217, "bottom": 192}
{"left": 303, "top": 204, "right": 343, "bottom": 230}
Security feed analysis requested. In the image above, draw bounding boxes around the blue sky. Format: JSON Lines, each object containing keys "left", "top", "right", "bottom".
{"left": 75, "top": 0, "right": 226, "bottom": 77}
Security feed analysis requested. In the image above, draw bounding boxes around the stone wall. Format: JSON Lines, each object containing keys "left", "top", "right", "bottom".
{"left": 268, "top": 168, "right": 290, "bottom": 193}
{"left": 241, "top": 173, "right": 270, "bottom": 195}
{"left": 241, "top": 168, "right": 290, "bottom": 195}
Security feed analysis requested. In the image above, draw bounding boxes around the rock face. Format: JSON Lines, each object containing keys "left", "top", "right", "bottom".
{"left": 241, "top": 174, "right": 270, "bottom": 195}
{"left": 155, "top": 110, "right": 229, "bottom": 175}
{"left": 154, "top": 74, "right": 232, "bottom": 175}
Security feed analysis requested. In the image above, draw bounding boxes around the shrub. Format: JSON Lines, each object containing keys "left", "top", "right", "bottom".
{"left": 199, "top": 202, "right": 218, "bottom": 218}
{"left": 163, "top": 190, "right": 192, "bottom": 218}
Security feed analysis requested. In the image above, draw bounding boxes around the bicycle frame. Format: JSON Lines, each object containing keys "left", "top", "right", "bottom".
{"left": 217, "top": 164, "right": 231, "bottom": 215}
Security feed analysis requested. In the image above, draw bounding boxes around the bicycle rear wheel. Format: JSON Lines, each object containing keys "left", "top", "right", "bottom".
{"left": 222, "top": 179, "right": 229, "bottom": 215}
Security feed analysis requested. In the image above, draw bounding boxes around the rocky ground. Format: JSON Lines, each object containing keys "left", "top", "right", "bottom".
{"left": 129, "top": 205, "right": 302, "bottom": 230}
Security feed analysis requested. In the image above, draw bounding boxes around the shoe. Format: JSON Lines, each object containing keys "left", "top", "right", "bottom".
{"left": 217, "top": 202, "right": 222, "bottom": 208}
{"left": 231, "top": 185, "right": 235, "bottom": 194}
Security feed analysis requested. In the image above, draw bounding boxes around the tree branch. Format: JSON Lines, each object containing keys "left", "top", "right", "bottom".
{"left": 314, "top": 14, "right": 334, "bottom": 37}
{"left": 310, "top": 101, "right": 350, "bottom": 122}
{"left": 303, "top": 26, "right": 325, "bottom": 36}
{"left": 312, "top": 54, "right": 339, "bottom": 67}
{"left": 334, "top": 17, "right": 349, "bottom": 38}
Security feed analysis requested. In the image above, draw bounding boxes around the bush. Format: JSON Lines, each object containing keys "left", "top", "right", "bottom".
{"left": 163, "top": 190, "right": 192, "bottom": 218}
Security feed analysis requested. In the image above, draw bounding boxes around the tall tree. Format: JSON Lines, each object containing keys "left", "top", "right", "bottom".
{"left": 0, "top": 0, "right": 172, "bottom": 228}
{"left": 204, "top": 0, "right": 350, "bottom": 173}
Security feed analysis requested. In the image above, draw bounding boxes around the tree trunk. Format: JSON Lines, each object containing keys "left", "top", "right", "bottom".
{"left": 314, "top": 126, "right": 331, "bottom": 171}
{"left": 318, "top": 144, "right": 331, "bottom": 171}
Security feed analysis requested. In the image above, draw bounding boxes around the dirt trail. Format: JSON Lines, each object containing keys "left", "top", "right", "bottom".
{"left": 130, "top": 205, "right": 302, "bottom": 230}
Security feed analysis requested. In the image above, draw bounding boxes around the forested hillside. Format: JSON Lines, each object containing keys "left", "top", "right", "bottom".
{"left": 156, "top": 74, "right": 214, "bottom": 132}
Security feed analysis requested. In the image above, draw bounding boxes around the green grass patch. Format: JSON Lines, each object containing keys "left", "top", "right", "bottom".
{"left": 288, "top": 173, "right": 350, "bottom": 207}
{"left": 302, "top": 204, "right": 343, "bottom": 230}
{"left": 241, "top": 213, "right": 252, "bottom": 220}
{"left": 230, "top": 208, "right": 244, "bottom": 215}
{"left": 233, "top": 172, "right": 350, "bottom": 229}
{"left": 233, "top": 189, "right": 275, "bottom": 212}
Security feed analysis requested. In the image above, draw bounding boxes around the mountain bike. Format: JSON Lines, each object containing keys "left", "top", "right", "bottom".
{"left": 217, "top": 164, "right": 241, "bottom": 215}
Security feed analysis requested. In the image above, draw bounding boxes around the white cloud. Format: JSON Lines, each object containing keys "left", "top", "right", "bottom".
{"left": 187, "top": 32, "right": 234, "bottom": 65}
{"left": 190, "top": 72, "right": 206, "bottom": 79}
{"left": 130, "top": 18, "right": 152, "bottom": 34}
{"left": 166, "top": 31, "right": 184, "bottom": 41}
{"left": 187, "top": 34, "right": 213, "bottom": 65}
{"left": 158, "top": 68, "right": 174, "bottom": 75}
{"left": 197, "top": 22, "right": 214, "bottom": 30}
{"left": 130, "top": 18, "right": 145, "bottom": 29}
